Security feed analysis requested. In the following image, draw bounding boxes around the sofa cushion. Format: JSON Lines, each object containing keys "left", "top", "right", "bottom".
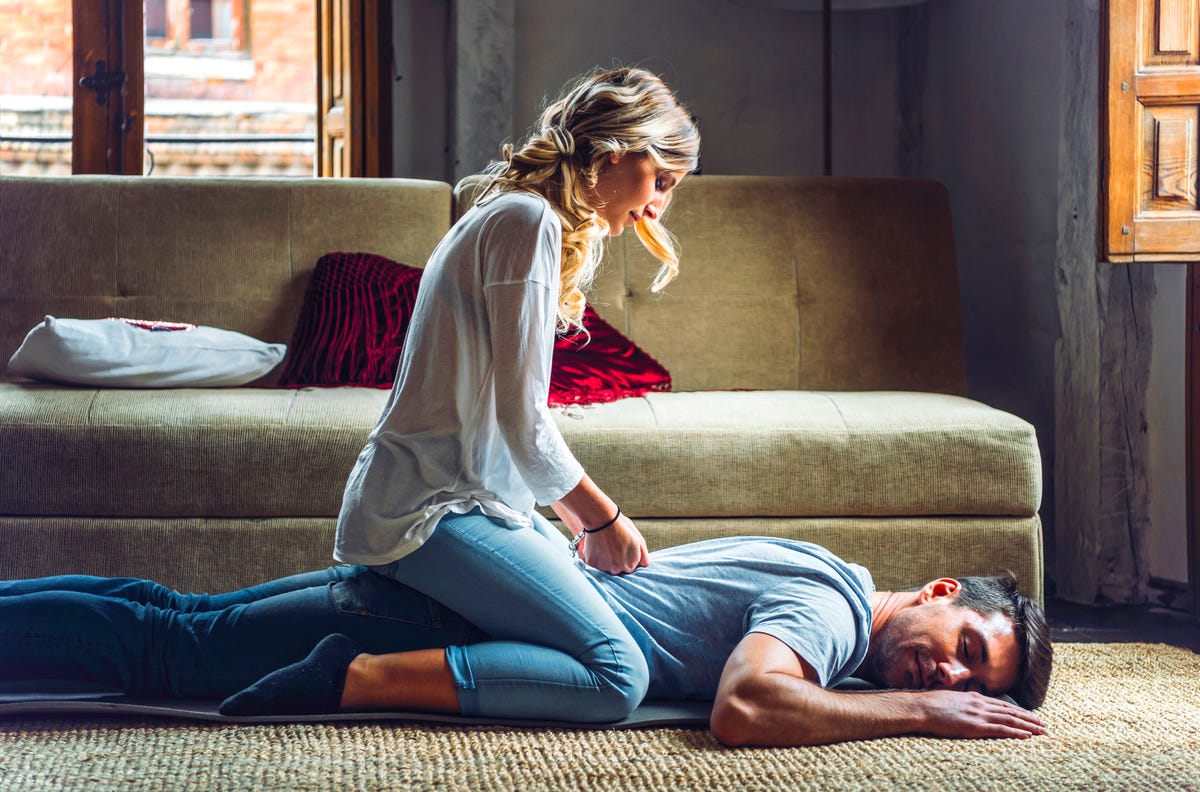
{"left": 276, "top": 250, "right": 670, "bottom": 406}
{"left": 8, "top": 316, "right": 286, "bottom": 388}
{"left": 0, "top": 384, "right": 386, "bottom": 519}
{"left": 549, "top": 305, "right": 672, "bottom": 407}
{"left": 553, "top": 391, "right": 1041, "bottom": 519}
{"left": 277, "top": 252, "right": 423, "bottom": 388}
{"left": 0, "top": 385, "right": 1039, "bottom": 520}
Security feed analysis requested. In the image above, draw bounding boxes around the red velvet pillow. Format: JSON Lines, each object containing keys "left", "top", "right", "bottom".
{"left": 279, "top": 252, "right": 671, "bottom": 406}
{"left": 549, "top": 305, "right": 671, "bottom": 407}
{"left": 277, "top": 252, "right": 422, "bottom": 388}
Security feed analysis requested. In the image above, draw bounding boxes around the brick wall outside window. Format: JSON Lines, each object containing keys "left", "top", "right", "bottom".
{"left": 0, "top": 0, "right": 316, "bottom": 177}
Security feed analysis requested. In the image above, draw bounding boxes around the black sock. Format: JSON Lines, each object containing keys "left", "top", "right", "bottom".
{"left": 219, "top": 633, "right": 365, "bottom": 717}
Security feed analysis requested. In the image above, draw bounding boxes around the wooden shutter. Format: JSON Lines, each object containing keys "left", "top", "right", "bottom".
{"left": 1103, "top": 0, "right": 1200, "bottom": 261}
{"left": 72, "top": 0, "right": 143, "bottom": 175}
{"left": 315, "top": 0, "right": 392, "bottom": 177}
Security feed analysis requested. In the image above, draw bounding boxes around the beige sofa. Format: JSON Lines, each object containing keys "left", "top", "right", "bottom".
{"left": 0, "top": 174, "right": 1043, "bottom": 602}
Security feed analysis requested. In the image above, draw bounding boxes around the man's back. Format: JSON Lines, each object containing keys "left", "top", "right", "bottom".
{"left": 583, "top": 538, "right": 875, "bottom": 699}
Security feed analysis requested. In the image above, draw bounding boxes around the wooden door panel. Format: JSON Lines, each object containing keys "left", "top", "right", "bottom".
{"left": 1142, "top": 105, "right": 1198, "bottom": 208}
{"left": 317, "top": 0, "right": 349, "bottom": 176}
{"left": 316, "top": 0, "right": 390, "bottom": 177}
{"left": 1131, "top": 215, "right": 1200, "bottom": 256}
{"left": 1105, "top": 0, "right": 1200, "bottom": 261}
{"left": 1144, "top": 0, "right": 1198, "bottom": 64}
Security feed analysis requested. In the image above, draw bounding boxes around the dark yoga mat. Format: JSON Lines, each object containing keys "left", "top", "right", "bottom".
{"left": 0, "top": 692, "right": 713, "bottom": 729}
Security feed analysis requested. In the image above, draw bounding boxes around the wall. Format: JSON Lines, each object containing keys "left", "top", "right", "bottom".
{"left": 511, "top": 1, "right": 815, "bottom": 177}
{"left": 1148, "top": 264, "right": 1188, "bottom": 587}
{"left": 510, "top": 1, "right": 918, "bottom": 180}
{"left": 922, "top": 0, "right": 1068, "bottom": 586}
{"left": 391, "top": 0, "right": 449, "bottom": 181}
{"left": 907, "top": 0, "right": 1184, "bottom": 597}
{"left": 897, "top": 0, "right": 1184, "bottom": 597}
{"left": 390, "top": 0, "right": 1189, "bottom": 600}
{"left": 391, "top": 0, "right": 917, "bottom": 180}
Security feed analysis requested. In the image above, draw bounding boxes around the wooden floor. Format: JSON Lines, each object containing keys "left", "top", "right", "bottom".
{"left": 1047, "top": 598, "right": 1200, "bottom": 652}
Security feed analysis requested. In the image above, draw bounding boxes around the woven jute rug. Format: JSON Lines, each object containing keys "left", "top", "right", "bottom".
{"left": 1, "top": 642, "right": 1196, "bottom": 791}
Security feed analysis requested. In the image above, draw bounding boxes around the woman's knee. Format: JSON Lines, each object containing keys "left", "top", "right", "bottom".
{"left": 616, "top": 657, "right": 651, "bottom": 717}
{"left": 590, "top": 640, "right": 649, "bottom": 721}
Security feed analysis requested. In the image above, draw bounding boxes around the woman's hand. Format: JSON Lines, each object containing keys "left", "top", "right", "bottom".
{"left": 552, "top": 473, "right": 650, "bottom": 575}
{"left": 577, "top": 513, "right": 650, "bottom": 574}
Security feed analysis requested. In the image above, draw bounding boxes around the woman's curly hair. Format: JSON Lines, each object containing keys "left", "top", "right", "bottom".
{"left": 477, "top": 66, "right": 700, "bottom": 331}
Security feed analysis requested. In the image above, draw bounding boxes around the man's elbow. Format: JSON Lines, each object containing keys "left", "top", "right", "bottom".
{"left": 710, "top": 694, "right": 760, "bottom": 747}
{"left": 711, "top": 676, "right": 828, "bottom": 747}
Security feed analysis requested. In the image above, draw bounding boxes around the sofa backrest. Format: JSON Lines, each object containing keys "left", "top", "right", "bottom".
{"left": 457, "top": 174, "right": 967, "bottom": 395}
{"left": 2, "top": 174, "right": 965, "bottom": 395}
{"left": 0, "top": 175, "right": 452, "bottom": 381}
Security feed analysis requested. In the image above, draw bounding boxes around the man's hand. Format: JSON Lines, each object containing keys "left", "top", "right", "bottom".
{"left": 916, "top": 689, "right": 1045, "bottom": 739}
{"left": 711, "top": 633, "right": 1046, "bottom": 747}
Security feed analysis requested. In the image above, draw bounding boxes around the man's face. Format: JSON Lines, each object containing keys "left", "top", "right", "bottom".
{"left": 862, "top": 580, "right": 1022, "bottom": 698}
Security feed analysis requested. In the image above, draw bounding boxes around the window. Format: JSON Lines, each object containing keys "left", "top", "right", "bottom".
{"left": 1, "top": 0, "right": 385, "bottom": 178}
{"left": 145, "top": 0, "right": 246, "bottom": 53}
{"left": 0, "top": 0, "right": 318, "bottom": 177}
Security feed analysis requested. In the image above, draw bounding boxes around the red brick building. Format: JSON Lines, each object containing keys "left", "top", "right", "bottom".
{"left": 1, "top": 0, "right": 316, "bottom": 176}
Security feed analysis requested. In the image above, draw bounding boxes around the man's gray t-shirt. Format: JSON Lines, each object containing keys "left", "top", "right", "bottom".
{"left": 584, "top": 537, "right": 875, "bottom": 700}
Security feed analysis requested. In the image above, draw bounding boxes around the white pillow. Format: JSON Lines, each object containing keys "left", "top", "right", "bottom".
{"left": 7, "top": 316, "right": 287, "bottom": 388}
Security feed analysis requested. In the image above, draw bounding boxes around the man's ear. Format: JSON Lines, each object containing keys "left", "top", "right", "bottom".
{"left": 917, "top": 578, "right": 961, "bottom": 604}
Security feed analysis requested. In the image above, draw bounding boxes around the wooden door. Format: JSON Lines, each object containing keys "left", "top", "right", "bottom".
{"left": 72, "top": 0, "right": 143, "bottom": 174}
{"left": 316, "top": 0, "right": 391, "bottom": 177}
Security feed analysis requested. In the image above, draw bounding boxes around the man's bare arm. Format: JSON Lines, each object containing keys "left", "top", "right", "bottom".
{"left": 709, "top": 633, "right": 1046, "bottom": 747}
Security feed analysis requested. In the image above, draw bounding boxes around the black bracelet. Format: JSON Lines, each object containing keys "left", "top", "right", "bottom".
{"left": 582, "top": 506, "right": 621, "bottom": 534}
{"left": 568, "top": 507, "right": 623, "bottom": 556}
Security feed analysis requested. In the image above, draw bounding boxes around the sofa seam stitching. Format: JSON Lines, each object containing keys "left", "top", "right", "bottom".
{"left": 85, "top": 389, "right": 100, "bottom": 428}
{"left": 793, "top": 255, "right": 801, "bottom": 389}
{"left": 284, "top": 388, "right": 298, "bottom": 424}
{"left": 286, "top": 186, "right": 294, "bottom": 280}
{"left": 114, "top": 180, "right": 123, "bottom": 299}
{"left": 820, "top": 391, "right": 849, "bottom": 434}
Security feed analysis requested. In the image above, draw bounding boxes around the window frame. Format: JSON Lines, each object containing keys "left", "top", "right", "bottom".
{"left": 144, "top": 0, "right": 249, "bottom": 55}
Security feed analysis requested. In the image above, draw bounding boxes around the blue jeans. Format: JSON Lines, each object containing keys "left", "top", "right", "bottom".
{"left": 372, "top": 509, "right": 649, "bottom": 722}
{"left": 0, "top": 565, "right": 485, "bottom": 699}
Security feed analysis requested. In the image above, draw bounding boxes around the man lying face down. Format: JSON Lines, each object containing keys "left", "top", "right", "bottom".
{"left": 0, "top": 532, "right": 1051, "bottom": 747}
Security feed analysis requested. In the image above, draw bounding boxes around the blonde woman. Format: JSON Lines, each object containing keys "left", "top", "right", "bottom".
{"left": 222, "top": 67, "right": 701, "bottom": 721}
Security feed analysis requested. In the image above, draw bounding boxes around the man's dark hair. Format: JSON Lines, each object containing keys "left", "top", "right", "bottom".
{"left": 952, "top": 572, "right": 1052, "bottom": 709}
